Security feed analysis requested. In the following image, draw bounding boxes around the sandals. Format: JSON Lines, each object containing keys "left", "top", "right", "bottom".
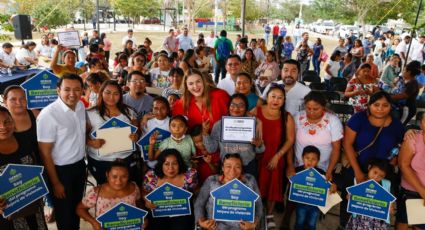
{"left": 266, "top": 215, "right": 276, "bottom": 229}
{"left": 44, "top": 206, "right": 55, "bottom": 223}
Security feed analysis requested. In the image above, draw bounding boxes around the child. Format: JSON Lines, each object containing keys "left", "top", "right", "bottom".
{"left": 345, "top": 159, "right": 394, "bottom": 230}
{"left": 294, "top": 145, "right": 337, "bottom": 230}
{"left": 167, "top": 94, "right": 180, "bottom": 108}
{"left": 189, "top": 125, "right": 219, "bottom": 184}
{"left": 148, "top": 115, "right": 195, "bottom": 167}
{"left": 142, "top": 96, "right": 171, "bottom": 169}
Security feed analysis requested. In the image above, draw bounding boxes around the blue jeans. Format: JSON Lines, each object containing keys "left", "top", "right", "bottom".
{"left": 312, "top": 56, "right": 321, "bottom": 74}
{"left": 214, "top": 59, "right": 227, "bottom": 83}
{"left": 294, "top": 204, "right": 320, "bottom": 230}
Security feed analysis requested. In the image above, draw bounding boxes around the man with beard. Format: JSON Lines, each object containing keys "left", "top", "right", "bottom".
{"left": 261, "top": 59, "right": 310, "bottom": 116}
{"left": 123, "top": 71, "right": 154, "bottom": 120}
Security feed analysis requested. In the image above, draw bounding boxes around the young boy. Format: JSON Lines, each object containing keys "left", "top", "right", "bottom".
{"left": 189, "top": 125, "right": 219, "bottom": 184}
{"left": 294, "top": 145, "right": 337, "bottom": 230}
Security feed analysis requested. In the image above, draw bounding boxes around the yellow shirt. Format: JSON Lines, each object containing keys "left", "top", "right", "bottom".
{"left": 53, "top": 64, "right": 83, "bottom": 77}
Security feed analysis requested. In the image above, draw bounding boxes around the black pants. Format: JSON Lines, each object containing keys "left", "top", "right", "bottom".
{"left": 214, "top": 59, "right": 227, "bottom": 83}
{"left": 146, "top": 213, "right": 194, "bottom": 230}
{"left": 53, "top": 160, "right": 86, "bottom": 230}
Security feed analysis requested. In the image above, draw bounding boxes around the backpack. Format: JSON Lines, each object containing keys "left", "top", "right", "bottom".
{"left": 217, "top": 39, "right": 230, "bottom": 61}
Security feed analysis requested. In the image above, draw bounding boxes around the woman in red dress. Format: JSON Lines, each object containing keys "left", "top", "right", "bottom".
{"left": 251, "top": 84, "right": 295, "bottom": 228}
{"left": 172, "top": 69, "right": 229, "bottom": 130}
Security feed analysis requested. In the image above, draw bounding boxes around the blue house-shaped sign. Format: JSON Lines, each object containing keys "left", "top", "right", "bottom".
{"left": 96, "top": 202, "right": 148, "bottom": 230}
{"left": 145, "top": 182, "right": 192, "bottom": 217}
{"left": 20, "top": 70, "right": 59, "bottom": 109}
{"left": 210, "top": 178, "right": 259, "bottom": 222}
{"left": 137, "top": 128, "right": 171, "bottom": 161}
{"left": 0, "top": 164, "right": 49, "bottom": 218}
{"left": 347, "top": 179, "right": 396, "bottom": 221}
{"left": 289, "top": 168, "right": 330, "bottom": 207}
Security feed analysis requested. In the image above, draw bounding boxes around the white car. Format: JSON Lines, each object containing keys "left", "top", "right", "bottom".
{"left": 338, "top": 25, "right": 360, "bottom": 38}
{"left": 317, "top": 20, "right": 335, "bottom": 35}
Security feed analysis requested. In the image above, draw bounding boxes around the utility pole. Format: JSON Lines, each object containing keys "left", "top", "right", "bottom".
{"left": 241, "top": 0, "right": 246, "bottom": 37}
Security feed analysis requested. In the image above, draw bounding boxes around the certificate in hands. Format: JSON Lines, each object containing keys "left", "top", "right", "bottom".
{"left": 57, "top": 31, "right": 81, "bottom": 47}
{"left": 221, "top": 116, "right": 256, "bottom": 143}
{"left": 97, "top": 126, "right": 133, "bottom": 156}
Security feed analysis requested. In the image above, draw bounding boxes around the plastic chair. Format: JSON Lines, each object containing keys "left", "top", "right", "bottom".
{"left": 302, "top": 70, "right": 321, "bottom": 83}
{"left": 328, "top": 103, "right": 354, "bottom": 123}
{"left": 309, "top": 82, "right": 327, "bottom": 91}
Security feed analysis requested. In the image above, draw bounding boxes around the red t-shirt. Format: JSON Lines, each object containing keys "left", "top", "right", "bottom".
{"left": 273, "top": 25, "right": 280, "bottom": 35}
{"left": 172, "top": 88, "right": 229, "bottom": 129}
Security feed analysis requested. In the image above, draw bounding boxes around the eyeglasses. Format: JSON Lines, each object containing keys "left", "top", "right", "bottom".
{"left": 130, "top": 80, "right": 145, "bottom": 84}
{"left": 230, "top": 102, "right": 246, "bottom": 108}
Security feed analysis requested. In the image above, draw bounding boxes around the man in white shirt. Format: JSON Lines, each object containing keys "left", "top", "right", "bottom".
{"left": 250, "top": 39, "right": 265, "bottom": 63}
{"left": 396, "top": 35, "right": 412, "bottom": 65}
{"left": 37, "top": 73, "right": 86, "bottom": 230}
{"left": 122, "top": 29, "right": 137, "bottom": 49}
{"left": 261, "top": 59, "right": 311, "bottom": 116}
{"left": 217, "top": 55, "right": 242, "bottom": 95}
{"left": 411, "top": 35, "right": 425, "bottom": 64}
{"left": 0, "top": 43, "right": 19, "bottom": 69}
{"left": 205, "top": 30, "right": 216, "bottom": 48}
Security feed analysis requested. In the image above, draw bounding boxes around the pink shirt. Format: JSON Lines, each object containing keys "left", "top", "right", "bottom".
{"left": 401, "top": 131, "right": 425, "bottom": 192}
{"left": 103, "top": 38, "right": 112, "bottom": 51}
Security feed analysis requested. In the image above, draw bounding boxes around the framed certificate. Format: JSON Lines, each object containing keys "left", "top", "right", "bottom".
{"left": 57, "top": 31, "right": 81, "bottom": 47}
{"left": 220, "top": 116, "right": 256, "bottom": 143}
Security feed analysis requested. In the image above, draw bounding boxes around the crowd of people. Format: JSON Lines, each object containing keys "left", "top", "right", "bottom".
{"left": 0, "top": 24, "right": 425, "bottom": 230}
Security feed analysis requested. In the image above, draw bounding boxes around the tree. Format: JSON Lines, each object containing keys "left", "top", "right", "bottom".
{"left": 31, "top": 2, "right": 72, "bottom": 29}
{"left": 183, "top": 0, "right": 214, "bottom": 31}
{"left": 112, "top": 0, "right": 160, "bottom": 23}
{"left": 312, "top": 0, "right": 421, "bottom": 26}
{"left": 0, "top": 13, "right": 13, "bottom": 41}
{"left": 228, "top": 0, "right": 265, "bottom": 21}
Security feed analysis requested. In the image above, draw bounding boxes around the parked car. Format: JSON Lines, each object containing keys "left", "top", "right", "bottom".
{"left": 317, "top": 20, "right": 336, "bottom": 35}
{"left": 338, "top": 25, "right": 360, "bottom": 38}
{"left": 142, "top": 17, "right": 161, "bottom": 24}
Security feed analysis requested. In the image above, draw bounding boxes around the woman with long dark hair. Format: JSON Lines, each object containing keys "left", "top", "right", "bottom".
{"left": 86, "top": 80, "right": 139, "bottom": 185}
{"left": 251, "top": 84, "right": 295, "bottom": 227}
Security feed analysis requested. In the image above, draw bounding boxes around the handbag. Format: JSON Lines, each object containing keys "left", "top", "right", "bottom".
{"left": 320, "top": 51, "right": 329, "bottom": 62}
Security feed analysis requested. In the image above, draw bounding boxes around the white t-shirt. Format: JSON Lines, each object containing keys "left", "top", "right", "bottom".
{"left": 285, "top": 82, "right": 311, "bottom": 116}
{"left": 0, "top": 51, "right": 16, "bottom": 67}
{"left": 37, "top": 98, "right": 86, "bottom": 166}
{"left": 261, "top": 81, "right": 311, "bottom": 116}
{"left": 149, "top": 68, "right": 171, "bottom": 89}
{"left": 217, "top": 74, "right": 236, "bottom": 95}
{"left": 411, "top": 41, "right": 424, "bottom": 63}
{"left": 294, "top": 111, "right": 344, "bottom": 171}
{"left": 252, "top": 48, "right": 265, "bottom": 63}
{"left": 38, "top": 44, "right": 53, "bottom": 58}
{"left": 324, "top": 60, "right": 340, "bottom": 80}
{"left": 205, "top": 36, "right": 216, "bottom": 48}
{"left": 122, "top": 36, "right": 137, "bottom": 48}
{"left": 86, "top": 109, "right": 137, "bottom": 161}
{"left": 16, "top": 48, "right": 37, "bottom": 66}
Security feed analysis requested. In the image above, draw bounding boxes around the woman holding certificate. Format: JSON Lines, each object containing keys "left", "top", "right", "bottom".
{"left": 397, "top": 112, "right": 425, "bottom": 230}
{"left": 202, "top": 93, "right": 264, "bottom": 177}
{"left": 143, "top": 149, "right": 197, "bottom": 230}
{"left": 172, "top": 69, "right": 229, "bottom": 130}
{"left": 0, "top": 106, "right": 48, "bottom": 229}
{"left": 86, "top": 80, "right": 139, "bottom": 185}
{"left": 251, "top": 84, "right": 295, "bottom": 227}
